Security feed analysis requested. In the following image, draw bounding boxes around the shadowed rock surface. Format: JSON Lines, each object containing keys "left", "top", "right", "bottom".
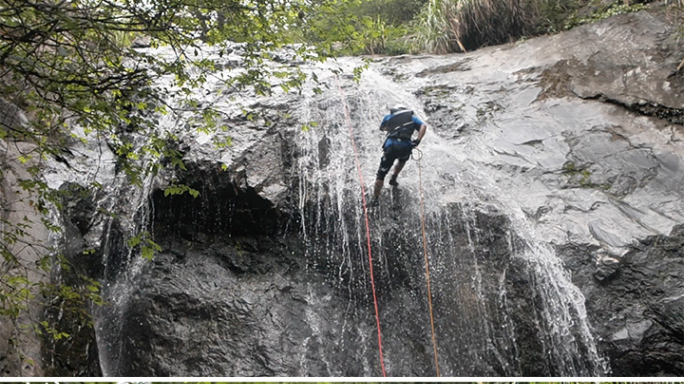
{"left": 560, "top": 224, "right": 684, "bottom": 376}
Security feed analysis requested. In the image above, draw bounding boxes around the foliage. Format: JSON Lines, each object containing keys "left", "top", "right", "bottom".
{"left": 562, "top": 161, "right": 612, "bottom": 190}
{"left": 0, "top": 250, "right": 102, "bottom": 368}
{"left": 354, "top": 0, "right": 427, "bottom": 54}
{"left": 563, "top": 2, "right": 647, "bottom": 30}
{"left": 127, "top": 231, "right": 162, "bottom": 260}
{"left": 298, "top": 0, "right": 369, "bottom": 55}
{"left": 355, "top": 0, "right": 428, "bottom": 25}
{"left": 410, "top": 0, "right": 453, "bottom": 54}
{"left": 301, "top": 0, "right": 427, "bottom": 55}
{"left": 360, "top": 17, "right": 414, "bottom": 55}
{"left": 411, "top": 0, "right": 547, "bottom": 53}
{"left": 409, "top": 0, "right": 663, "bottom": 53}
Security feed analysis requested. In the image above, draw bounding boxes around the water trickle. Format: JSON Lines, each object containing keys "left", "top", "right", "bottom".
{"left": 95, "top": 172, "right": 156, "bottom": 376}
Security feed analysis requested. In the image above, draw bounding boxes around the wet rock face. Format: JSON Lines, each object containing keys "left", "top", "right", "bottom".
{"left": 112, "top": 234, "right": 313, "bottom": 376}
{"left": 560, "top": 224, "right": 684, "bottom": 376}
{"left": 106, "top": 196, "right": 597, "bottom": 377}
{"left": 385, "top": 10, "right": 683, "bottom": 375}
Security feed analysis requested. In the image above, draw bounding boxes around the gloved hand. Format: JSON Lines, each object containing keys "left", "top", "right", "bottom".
{"left": 411, "top": 139, "right": 421, "bottom": 147}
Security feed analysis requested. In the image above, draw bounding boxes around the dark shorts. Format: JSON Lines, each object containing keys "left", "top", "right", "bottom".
{"left": 376, "top": 139, "right": 412, "bottom": 180}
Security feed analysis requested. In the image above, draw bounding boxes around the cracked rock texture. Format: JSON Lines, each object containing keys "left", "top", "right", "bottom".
{"left": 560, "top": 224, "right": 684, "bottom": 376}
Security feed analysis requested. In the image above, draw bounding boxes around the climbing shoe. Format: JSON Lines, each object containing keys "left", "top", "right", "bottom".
{"left": 389, "top": 175, "right": 399, "bottom": 187}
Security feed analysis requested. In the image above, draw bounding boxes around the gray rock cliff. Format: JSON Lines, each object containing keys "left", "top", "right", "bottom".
{"left": 2, "top": 6, "right": 682, "bottom": 377}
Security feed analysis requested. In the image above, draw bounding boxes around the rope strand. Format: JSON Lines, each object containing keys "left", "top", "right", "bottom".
{"left": 416, "top": 148, "right": 440, "bottom": 376}
{"left": 335, "top": 75, "right": 387, "bottom": 377}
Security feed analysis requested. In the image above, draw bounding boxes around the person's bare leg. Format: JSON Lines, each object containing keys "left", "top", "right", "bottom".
{"left": 373, "top": 178, "right": 384, "bottom": 199}
{"left": 393, "top": 161, "right": 406, "bottom": 177}
{"left": 389, "top": 160, "right": 406, "bottom": 186}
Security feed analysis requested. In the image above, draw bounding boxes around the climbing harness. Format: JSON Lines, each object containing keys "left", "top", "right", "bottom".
{"left": 335, "top": 75, "right": 387, "bottom": 377}
{"left": 414, "top": 147, "right": 441, "bottom": 376}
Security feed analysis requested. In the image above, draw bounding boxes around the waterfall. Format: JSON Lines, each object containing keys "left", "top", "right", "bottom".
{"left": 40, "top": 12, "right": 684, "bottom": 375}
{"left": 84, "top": 50, "right": 614, "bottom": 376}
{"left": 293, "top": 62, "right": 609, "bottom": 376}
{"left": 95, "top": 172, "right": 156, "bottom": 376}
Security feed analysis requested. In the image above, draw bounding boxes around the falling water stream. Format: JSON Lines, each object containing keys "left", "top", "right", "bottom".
{"left": 95, "top": 172, "right": 156, "bottom": 376}
{"left": 293, "top": 63, "right": 608, "bottom": 376}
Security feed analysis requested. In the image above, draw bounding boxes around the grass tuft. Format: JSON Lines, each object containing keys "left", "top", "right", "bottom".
{"left": 412, "top": 0, "right": 553, "bottom": 53}
{"left": 410, "top": 0, "right": 667, "bottom": 54}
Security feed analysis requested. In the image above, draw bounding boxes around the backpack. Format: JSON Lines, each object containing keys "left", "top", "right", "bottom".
{"left": 385, "top": 110, "right": 415, "bottom": 140}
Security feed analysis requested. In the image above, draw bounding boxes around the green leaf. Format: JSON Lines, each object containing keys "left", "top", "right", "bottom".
{"left": 141, "top": 245, "right": 155, "bottom": 260}
{"left": 128, "top": 235, "right": 141, "bottom": 248}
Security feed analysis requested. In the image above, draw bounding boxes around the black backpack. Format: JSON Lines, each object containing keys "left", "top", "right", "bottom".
{"left": 386, "top": 109, "right": 414, "bottom": 140}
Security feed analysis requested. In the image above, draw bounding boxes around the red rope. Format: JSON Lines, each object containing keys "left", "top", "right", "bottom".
{"left": 334, "top": 75, "right": 387, "bottom": 377}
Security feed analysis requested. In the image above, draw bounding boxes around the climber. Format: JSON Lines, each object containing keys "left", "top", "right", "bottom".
{"left": 369, "top": 105, "right": 427, "bottom": 207}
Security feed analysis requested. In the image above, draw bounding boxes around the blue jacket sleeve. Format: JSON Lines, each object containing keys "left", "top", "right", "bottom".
{"left": 380, "top": 115, "right": 391, "bottom": 130}
{"left": 412, "top": 115, "right": 425, "bottom": 130}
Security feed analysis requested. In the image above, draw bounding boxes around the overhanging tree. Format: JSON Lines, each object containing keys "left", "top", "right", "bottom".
{"left": 0, "top": 0, "right": 365, "bottom": 373}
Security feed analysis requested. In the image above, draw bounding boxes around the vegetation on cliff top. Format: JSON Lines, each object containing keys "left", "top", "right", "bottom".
{"left": 383, "top": 0, "right": 679, "bottom": 54}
